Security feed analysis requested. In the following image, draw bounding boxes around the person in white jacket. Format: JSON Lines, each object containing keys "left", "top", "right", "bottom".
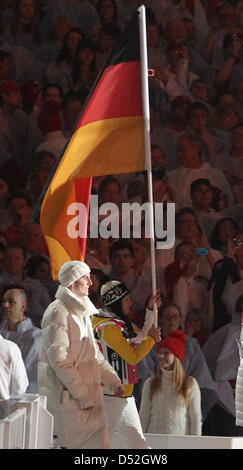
{"left": 0, "top": 284, "right": 41, "bottom": 393}
{"left": 0, "top": 334, "right": 29, "bottom": 400}
{"left": 38, "top": 260, "right": 123, "bottom": 449}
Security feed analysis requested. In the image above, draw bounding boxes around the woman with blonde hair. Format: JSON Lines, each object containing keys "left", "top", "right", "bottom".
{"left": 139, "top": 330, "right": 202, "bottom": 436}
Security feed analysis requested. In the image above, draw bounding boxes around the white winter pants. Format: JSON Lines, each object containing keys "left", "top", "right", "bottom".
{"left": 57, "top": 398, "right": 111, "bottom": 449}
{"left": 104, "top": 395, "right": 149, "bottom": 449}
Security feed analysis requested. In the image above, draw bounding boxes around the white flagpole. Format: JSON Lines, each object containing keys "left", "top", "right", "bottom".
{"left": 138, "top": 5, "right": 158, "bottom": 326}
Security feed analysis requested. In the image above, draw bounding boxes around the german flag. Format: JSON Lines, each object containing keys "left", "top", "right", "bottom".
{"left": 40, "top": 12, "right": 145, "bottom": 279}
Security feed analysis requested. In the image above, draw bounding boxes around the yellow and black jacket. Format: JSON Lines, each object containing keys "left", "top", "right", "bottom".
{"left": 92, "top": 312, "right": 155, "bottom": 398}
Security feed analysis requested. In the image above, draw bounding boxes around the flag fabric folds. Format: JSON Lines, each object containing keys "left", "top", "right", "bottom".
{"left": 40, "top": 12, "right": 145, "bottom": 279}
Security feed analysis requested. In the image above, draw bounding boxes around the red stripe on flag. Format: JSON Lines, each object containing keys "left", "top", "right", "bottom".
{"left": 78, "top": 61, "right": 142, "bottom": 127}
{"left": 74, "top": 177, "right": 92, "bottom": 259}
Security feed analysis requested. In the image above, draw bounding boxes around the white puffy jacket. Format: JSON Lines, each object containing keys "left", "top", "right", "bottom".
{"left": 38, "top": 285, "right": 121, "bottom": 448}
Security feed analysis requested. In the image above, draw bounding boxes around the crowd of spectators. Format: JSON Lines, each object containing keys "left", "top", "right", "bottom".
{"left": 0, "top": 0, "right": 243, "bottom": 438}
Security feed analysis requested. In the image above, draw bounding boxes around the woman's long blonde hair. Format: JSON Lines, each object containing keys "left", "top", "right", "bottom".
{"left": 150, "top": 357, "right": 194, "bottom": 404}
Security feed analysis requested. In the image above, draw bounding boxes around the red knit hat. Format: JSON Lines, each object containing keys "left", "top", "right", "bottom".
{"left": 0, "top": 79, "right": 20, "bottom": 95}
{"left": 38, "top": 101, "right": 62, "bottom": 135}
{"left": 157, "top": 330, "right": 186, "bottom": 361}
{"left": 21, "top": 80, "right": 42, "bottom": 106}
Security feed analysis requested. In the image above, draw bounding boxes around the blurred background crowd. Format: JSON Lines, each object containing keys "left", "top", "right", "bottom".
{"left": 0, "top": 0, "right": 243, "bottom": 438}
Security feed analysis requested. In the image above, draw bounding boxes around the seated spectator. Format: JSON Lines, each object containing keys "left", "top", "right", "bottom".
{"left": 0, "top": 284, "right": 41, "bottom": 392}
{"left": 71, "top": 38, "right": 98, "bottom": 95}
{"left": 3, "top": 190, "right": 33, "bottom": 245}
{"left": 116, "top": 0, "right": 138, "bottom": 27}
{"left": 224, "top": 123, "right": 243, "bottom": 201}
{"left": 0, "top": 27, "right": 43, "bottom": 83}
{"left": 0, "top": 174, "right": 12, "bottom": 231}
{"left": 163, "top": 18, "right": 189, "bottom": 47}
{"left": 208, "top": 236, "right": 243, "bottom": 332}
{"left": 185, "top": 308, "right": 209, "bottom": 347}
{"left": 62, "top": 94, "right": 84, "bottom": 138}
{"left": 203, "top": 2, "right": 241, "bottom": 68}
{"left": 164, "top": 3, "right": 209, "bottom": 50}
{"left": 190, "top": 176, "right": 243, "bottom": 234}
{"left": 0, "top": 232, "right": 7, "bottom": 248}
{"left": 157, "top": 301, "right": 217, "bottom": 424}
{"left": 156, "top": 207, "right": 222, "bottom": 279}
{"left": 90, "top": 0, "right": 123, "bottom": 42}
{"left": 85, "top": 234, "right": 112, "bottom": 275}
{"left": 190, "top": 79, "right": 213, "bottom": 109}
{"left": 211, "top": 102, "right": 239, "bottom": 134}
{"left": 0, "top": 79, "right": 31, "bottom": 169}
{"left": 0, "top": 243, "right": 51, "bottom": 327}
{"left": 0, "top": 1, "right": 12, "bottom": 25}
{"left": 215, "top": 32, "right": 243, "bottom": 96}
{"left": 18, "top": 80, "right": 44, "bottom": 165}
{"left": 203, "top": 293, "right": 243, "bottom": 436}
{"left": 152, "top": 95, "right": 191, "bottom": 170}
{"left": 27, "top": 167, "right": 51, "bottom": 204}
{"left": 0, "top": 243, "right": 6, "bottom": 275}
{"left": 37, "top": 15, "right": 74, "bottom": 65}
{"left": 108, "top": 239, "right": 136, "bottom": 291}
{"left": 98, "top": 175, "right": 122, "bottom": 205}
{"left": 209, "top": 216, "right": 241, "bottom": 255}
{"left": 42, "top": 81, "right": 64, "bottom": 106}
{"left": 146, "top": 13, "right": 167, "bottom": 71}
{"left": 125, "top": 148, "right": 167, "bottom": 203}
{"left": 233, "top": 81, "right": 243, "bottom": 120}
{"left": 187, "top": 101, "right": 218, "bottom": 161}
{"left": 26, "top": 149, "right": 56, "bottom": 196}
{"left": 143, "top": 167, "right": 174, "bottom": 205}
{"left": 22, "top": 223, "right": 49, "bottom": 257}
{"left": 41, "top": 0, "right": 100, "bottom": 39}
{"left": 44, "top": 26, "right": 84, "bottom": 94}
{"left": 25, "top": 254, "right": 58, "bottom": 300}
{"left": 0, "top": 50, "right": 15, "bottom": 82}
{"left": 0, "top": 333, "right": 28, "bottom": 400}
{"left": 97, "top": 0, "right": 118, "bottom": 27}
{"left": 130, "top": 238, "right": 153, "bottom": 280}
{"left": 95, "top": 22, "right": 122, "bottom": 70}
{"left": 154, "top": 42, "right": 199, "bottom": 103}
{"left": 210, "top": 102, "right": 239, "bottom": 164}
{"left": 165, "top": 16, "right": 211, "bottom": 82}
{"left": 151, "top": 144, "right": 166, "bottom": 169}
{"left": 167, "top": 132, "right": 234, "bottom": 207}
{"left": 20, "top": 79, "right": 42, "bottom": 115}
{"left": 4, "top": 0, "right": 41, "bottom": 52}
{"left": 164, "top": 241, "right": 209, "bottom": 328}
{"left": 190, "top": 178, "right": 223, "bottom": 237}
{"left": 126, "top": 172, "right": 147, "bottom": 203}
{"left": 108, "top": 239, "right": 157, "bottom": 315}
{"left": 211, "top": 186, "right": 230, "bottom": 212}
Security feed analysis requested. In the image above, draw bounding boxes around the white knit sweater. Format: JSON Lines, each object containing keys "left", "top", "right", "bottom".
{"left": 139, "top": 369, "right": 202, "bottom": 436}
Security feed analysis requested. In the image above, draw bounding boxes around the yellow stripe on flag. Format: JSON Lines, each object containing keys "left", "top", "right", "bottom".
{"left": 50, "top": 116, "right": 145, "bottom": 193}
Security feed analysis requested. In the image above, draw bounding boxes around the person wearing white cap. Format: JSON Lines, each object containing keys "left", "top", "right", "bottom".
{"left": 38, "top": 260, "right": 123, "bottom": 449}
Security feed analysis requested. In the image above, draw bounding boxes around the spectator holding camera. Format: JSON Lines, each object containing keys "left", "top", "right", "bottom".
{"left": 215, "top": 32, "right": 243, "bottom": 94}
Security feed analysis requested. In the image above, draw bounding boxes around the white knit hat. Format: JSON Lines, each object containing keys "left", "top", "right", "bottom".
{"left": 101, "top": 280, "right": 129, "bottom": 306}
{"left": 58, "top": 261, "right": 90, "bottom": 287}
